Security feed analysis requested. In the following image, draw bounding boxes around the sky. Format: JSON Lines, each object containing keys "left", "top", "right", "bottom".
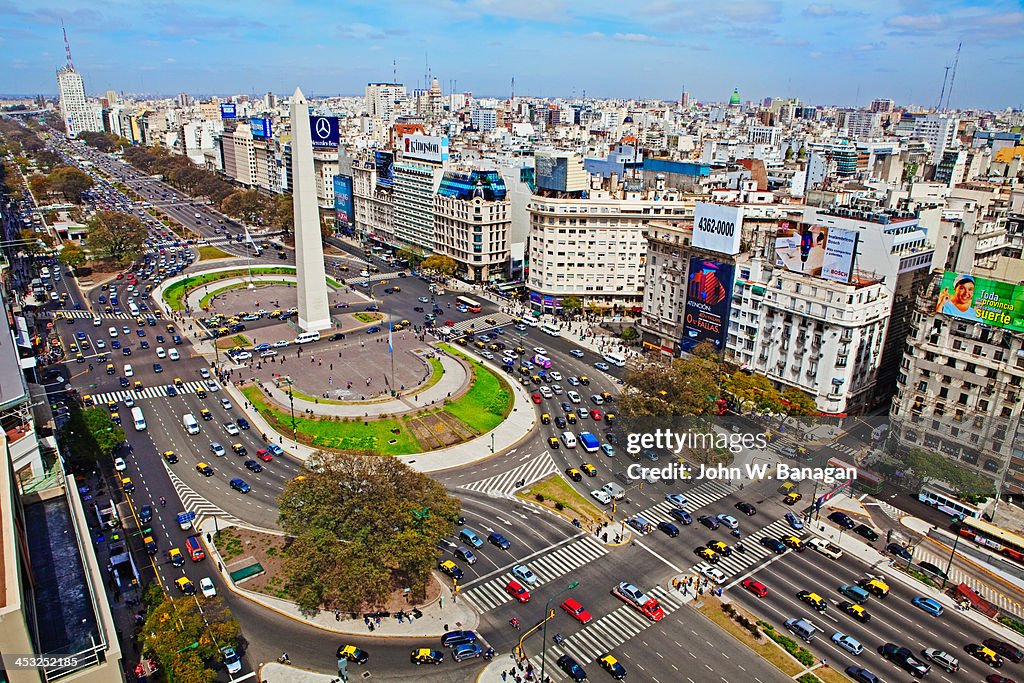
{"left": 1, "top": 0, "right": 1022, "bottom": 109}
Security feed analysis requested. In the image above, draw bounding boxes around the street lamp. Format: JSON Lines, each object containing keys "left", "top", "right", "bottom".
{"left": 288, "top": 385, "right": 296, "bottom": 437}
{"left": 166, "top": 641, "right": 200, "bottom": 683}
{"left": 540, "top": 580, "right": 579, "bottom": 683}
{"left": 942, "top": 517, "right": 963, "bottom": 590}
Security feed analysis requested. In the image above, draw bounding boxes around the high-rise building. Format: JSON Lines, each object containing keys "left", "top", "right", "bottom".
{"left": 434, "top": 169, "right": 511, "bottom": 281}
{"left": 56, "top": 67, "right": 101, "bottom": 137}
{"left": 844, "top": 110, "right": 882, "bottom": 139}
{"left": 472, "top": 108, "right": 497, "bottom": 131}
{"left": 869, "top": 98, "right": 895, "bottom": 113}
{"left": 680, "top": 91, "right": 690, "bottom": 108}
{"left": 913, "top": 114, "right": 960, "bottom": 164}
{"left": 365, "top": 82, "right": 408, "bottom": 122}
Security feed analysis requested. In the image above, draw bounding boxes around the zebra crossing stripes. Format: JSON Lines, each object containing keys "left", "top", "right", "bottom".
{"left": 548, "top": 584, "right": 689, "bottom": 669}
{"left": 459, "top": 452, "right": 557, "bottom": 497}
{"left": 342, "top": 272, "right": 395, "bottom": 286}
{"left": 691, "top": 517, "right": 804, "bottom": 582}
{"left": 460, "top": 535, "right": 609, "bottom": 613}
{"left": 446, "top": 311, "right": 518, "bottom": 335}
{"left": 632, "top": 480, "right": 739, "bottom": 531}
{"left": 911, "top": 545, "right": 1024, "bottom": 615}
{"left": 43, "top": 309, "right": 135, "bottom": 320}
{"left": 87, "top": 380, "right": 209, "bottom": 406}
{"left": 165, "top": 464, "right": 243, "bottom": 525}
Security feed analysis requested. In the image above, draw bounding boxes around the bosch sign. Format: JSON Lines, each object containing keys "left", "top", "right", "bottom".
{"left": 692, "top": 202, "right": 743, "bottom": 255}
{"left": 401, "top": 134, "right": 450, "bottom": 163}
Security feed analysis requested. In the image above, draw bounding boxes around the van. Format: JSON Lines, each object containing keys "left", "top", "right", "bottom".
{"left": 185, "top": 535, "right": 206, "bottom": 562}
{"left": 561, "top": 432, "right": 578, "bottom": 449}
{"left": 602, "top": 482, "right": 626, "bottom": 500}
{"left": 785, "top": 617, "right": 817, "bottom": 642}
{"left": 295, "top": 331, "right": 320, "bottom": 344}
{"left": 838, "top": 585, "right": 870, "bottom": 603}
{"left": 183, "top": 413, "right": 200, "bottom": 435}
{"left": 459, "top": 528, "right": 484, "bottom": 548}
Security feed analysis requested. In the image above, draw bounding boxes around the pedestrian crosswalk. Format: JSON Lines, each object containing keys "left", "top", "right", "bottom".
{"left": 773, "top": 432, "right": 860, "bottom": 460}
{"left": 165, "top": 464, "right": 243, "bottom": 526}
{"left": 910, "top": 545, "right": 1024, "bottom": 615}
{"left": 626, "top": 480, "right": 739, "bottom": 534}
{"left": 542, "top": 584, "right": 689, "bottom": 671}
{"left": 342, "top": 272, "right": 396, "bottom": 286}
{"left": 460, "top": 535, "right": 609, "bottom": 613}
{"left": 41, "top": 309, "right": 135, "bottom": 321}
{"left": 459, "top": 453, "right": 557, "bottom": 497}
{"left": 446, "top": 312, "right": 519, "bottom": 335}
{"left": 691, "top": 517, "right": 804, "bottom": 585}
{"left": 86, "top": 380, "right": 209, "bottom": 405}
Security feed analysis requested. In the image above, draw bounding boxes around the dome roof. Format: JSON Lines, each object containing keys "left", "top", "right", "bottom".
{"left": 729, "top": 88, "right": 741, "bottom": 106}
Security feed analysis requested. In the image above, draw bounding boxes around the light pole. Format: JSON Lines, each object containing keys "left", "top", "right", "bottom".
{"left": 540, "top": 580, "right": 579, "bottom": 683}
{"left": 942, "top": 517, "right": 962, "bottom": 590}
{"left": 288, "top": 385, "right": 296, "bottom": 437}
{"left": 166, "top": 641, "right": 200, "bottom": 683}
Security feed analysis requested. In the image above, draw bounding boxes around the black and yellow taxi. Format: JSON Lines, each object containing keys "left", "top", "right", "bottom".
{"left": 195, "top": 462, "right": 214, "bottom": 477}
{"left": 410, "top": 648, "right": 443, "bottom": 665}
{"left": 605, "top": 412, "right": 616, "bottom": 424}
{"left": 566, "top": 413, "right": 578, "bottom": 424}
{"left": 454, "top": 336, "right": 467, "bottom": 346}
{"left": 581, "top": 463, "right": 597, "bottom": 477}
{"left": 437, "top": 559, "right": 463, "bottom": 580}
{"left": 858, "top": 577, "right": 889, "bottom": 598}
{"left": 336, "top": 645, "right": 369, "bottom": 664}
{"left": 231, "top": 443, "right": 247, "bottom": 455}
{"left": 169, "top": 547, "right": 185, "bottom": 567}
{"left": 400, "top": 319, "right": 411, "bottom": 327}
{"left": 514, "top": 346, "right": 526, "bottom": 355}
{"left": 839, "top": 601, "right": 871, "bottom": 622}
{"left": 144, "top": 535, "right": 158, "bottom": 554}
{"left": 547, "top": 436, "right": 560, "bottom": 449}
{"left": 783, "top": 536, "right": 804, "bottom": 551}
{"left": 269, "top": 309, "right": 283, "bottom": 319}
{"left": 565, "top": 467, "right": 583, "bottom": 482}
{"left": 111, "top": 411, "right": 121, "bottom": 425}
{"left": 393, "top": 323, "right": 405, "bottom": 331}
{"left": 83, "top": 394, "right": 95, "bottom": 407}
{"left": 488, "top": 343, "right": 501, "bottom": 351}
{"left": 797, "top": 590, "right": 828, "bottom": 611}
{"left": 474, "top": 340, "right": 486, "bottom": 349}
{"left": 162, "top": 450, "right": 179, "bottom": 464}
{"left": 578, "top": 375, "right": 590, "bottom": 386}
{"left": 133, "top": 380, "right": 143, "bottom": 391}
{"left": 784, "top": 492, "right": 802, "bottom": 505}
{"left": 174, "top": 377, "right": 185, "bottom": 389}
{"left": 107, "top": 400, "right": 118, "bottom": 412}
{"left": 966, "top": 644, "right": 1004, "bottom": 668}
{"left": 200, "top": 408, "right": 213, "bottom": 421}
{"left": 121, "top": 476, "right": 135, "bottom": 494}
{"left": 707, "top": 540, "right": 733, "bottom": 557}
{"left": 695, "top": 546, "right": 719, "bottom": 563}
{"left": 599, "top": 654, "right": 626, "bottom": 679}
{"left": 174, "top": 576, "right": 195, "bottom": 594}
{"left": 485, "top": 317, "right": 497, "bottom": 325}
{"left": 541, "top": 413, "right": 551, "bottom": 425}
{"left": 196, "top": 386, "right": 207, "bottom": 398}
{"left": 106, "top": 363, "right": 116, "bottom": 375}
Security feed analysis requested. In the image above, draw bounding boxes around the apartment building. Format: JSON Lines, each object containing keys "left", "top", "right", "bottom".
{"left": 349, "top": 150, "right": 396, "bottom": 246}
{"left": 392, "top": 135, "right": 448, "bottom": 252}
{"left": 434, "top": 169, "right": 511, "bottom": 281}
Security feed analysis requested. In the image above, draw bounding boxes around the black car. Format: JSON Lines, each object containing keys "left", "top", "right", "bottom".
{"left": 886, "top": 542, "right": 913, "bottom": 560}
{"left": 698, "top": 515, "right": 720, "bottom": 530}
{"left": 122, "top": 347, "right": 132, "bottom": 356}
{"left": 828, "top": 511, "right": 856, "bottom": 529}
{"left": 761, "top": 537, "right": 787, "bottom": 554}
{"left": 237, "top": 417, "right": 250, "bottom": 430}
{"left": 328, "top": 333, "right": 346, "bottom": 341}
{"left": 138, "top": 505, "right": 153, "bottom": 524}
{"left": 880, "top": 643, "right": 930, "bottom": 677}
{"left": 915, "top": 561, "right": 948, "bottom": 579}
{"left": 657, "top": 521, "right": 679, "bottom": 537}
{"left": 119, "top": 377, "right": 129, "bottom": 387}
{"left": 984, "top": 638, "right": 1024, "bottom": 664}
{"left": 854, "top": 524, "right": 879, "bottom": 541}
{"left": 735, "top": 502, "right": 757, "bottom": 516}
{"left": 557, "top": 654, "right": 588, "bottom": 682}
{"left": 440, "top": 630, "right": 477, "bottom": 648}
{"left": 366, "top": 326, "right": 381, "bottom": 334}
{"left": 669, "top": 508, "right": 693, "bottom": 525}
{"left": 555, "top": 416, "right": 567, "bottom": 429}
{"left": 845, "top": 666, "right": 883, "bottom": 683}
{"left": 243, "top": 459, "right": 264, "bottom": 473}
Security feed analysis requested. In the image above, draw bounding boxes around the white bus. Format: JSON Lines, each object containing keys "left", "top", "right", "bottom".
{"left": 294, "top": 331, "right": 321, "bottom": 344}
{"left": 539, "top": 323, "right": 562, "bottom": 337}
{"left": 131, "top": 407, "right": 147, "bottom": 431}
{"left": 602, "top": 352, "right": 626, "bottom": 367}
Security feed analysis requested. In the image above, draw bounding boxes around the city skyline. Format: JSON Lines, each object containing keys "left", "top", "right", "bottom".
{"left": 1, "top": 0, "right": 1022, "bottom": 109}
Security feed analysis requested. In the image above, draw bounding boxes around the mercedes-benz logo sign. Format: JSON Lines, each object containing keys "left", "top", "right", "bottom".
{"left": 315, "top": 117, "right": 331, "bottom": 139}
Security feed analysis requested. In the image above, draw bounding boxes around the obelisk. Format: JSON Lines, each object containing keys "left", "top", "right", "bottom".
{"left": 290, "top": 87, "right": 332, "bottom": 332}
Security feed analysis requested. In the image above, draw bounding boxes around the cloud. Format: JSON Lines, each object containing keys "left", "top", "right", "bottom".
{"left": 885, "top": 14, "right": 944, "bottom": 33}
{"left": 612, "top": 32, "right": 661, "bottom": 43}
{"left": 803, "top": 3, "right": 843, "bottom": 17}
{"left": 768, "top": 36, "right": 809, "bottom": 46}
{"left": 339, "top": 23, "right": 387, "bottom": 40}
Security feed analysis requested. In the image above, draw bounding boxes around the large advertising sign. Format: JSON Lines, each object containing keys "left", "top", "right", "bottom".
{"left": 775, "top": 220, "right": 827, "bottom": 275}
{"left": 935, "top": 271, "right": 1024, "bottom": 332}
{"left": 333, "top": 175, "right": 354, "bottom": 229}
{"left": 220, "top": 103, "right": 237, "bottom": 119}
{"left": 682, "top": 257, "right": 734, "bottom": 352}
{"left": 249, "top": 117, "right": 272, "bottom": 138}
{"left": 820, "top": 227, "right": 858, "bottom": 283}
{"left": 692, "top": 202, "right": 743, "bottom": 255}
{"left": 309, "top": 115, "right": 339, "bottom": 148}
{"left": 374, "top": 151, "right": 394, "bottom": 188}
{"left": 402, "top": 134, "right": 450, "bottom": 163}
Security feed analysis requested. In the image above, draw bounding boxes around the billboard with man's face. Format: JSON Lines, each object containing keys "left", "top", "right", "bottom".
{"left": 935, "top": 272, "right": 1024, "bottom": 332}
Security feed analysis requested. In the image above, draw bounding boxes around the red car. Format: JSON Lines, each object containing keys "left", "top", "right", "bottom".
{"left": 506, "top": 580, "right": 531, "bottom": 603}
{"left": 561, "top": 598, "right": 592, "bottom": 624}
{"left": 742, "top": 578, "right": 768, "bottom": 598}
{"left": 256, "top": 449, "right": 274, "bottom": 462}
{"left": 531, "top": 393, "right": 542, "bottom": 404}
{"left": 590, "top": 409, "right": 602, "bottom": 420}
{"left": 444, "top": 320, "right": 454, "bottom": 327}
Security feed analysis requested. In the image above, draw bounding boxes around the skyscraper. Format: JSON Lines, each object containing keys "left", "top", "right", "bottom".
{"left": 55, "top": 27, "right": 102, "bottom": 137}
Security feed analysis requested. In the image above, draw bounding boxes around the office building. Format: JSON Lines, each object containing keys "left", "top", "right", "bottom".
{"left": 869, "top": 98, "right": 894, "bottom": 113}
{"left": 434, "top": 169, "right": 511, "bottom": 281}
{"left": 844, "top": 110, "right": 882, "bottom": 139}
{"left": 365, "top": 83, "right": 408, "bottom": 122}
{"left": 349, "top": 150, "right": 396, "bottom": 246}
{"left": 472, "top": 108, "right": 497, "bottom": 132}
{"left": 392, "top": 136, "right": 448, "bottom": 252}
{"left": 56, "top": 67, "right": 102, "bottom": 138}
{"left": 913, "top": 114, "right": 960, "bottom": 164}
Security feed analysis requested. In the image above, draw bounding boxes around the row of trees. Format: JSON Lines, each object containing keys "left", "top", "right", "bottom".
{"left": 57, "top": 406, "right": 125, "bottom": 472}
{"left": 29, "top": 165, "right": 94, "bottom": 203}
{"left": 902, "top": 448, "right": 996, "bottom": 500}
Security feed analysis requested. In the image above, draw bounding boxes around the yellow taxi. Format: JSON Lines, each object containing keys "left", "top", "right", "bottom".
{"left": 514, "top": 346, "right": 526, "bottom": 355}
{"left": 604, "top": 412, "right": 616, "bottom": 424}
{"left": 859, "top": 578, "right": 889, "bottom": 598}
{"left": 547, "top": 437, "right": 560, "bottom": 449}
{"left": 485, "top": 317, "right": 497, "bottom": 325}
{"left": 474, "top": 341, "right": 486, "bottom": 349}
{"left": 200, "top": 408, "right": 213, "bottom": 421}
{"left": 410, "top": 648, "right": 443, "bottom": 665}
{"left": 565, "top": 468, "right": 583, "bottom": 482}
{"left": 437, "top": 559, "right": 463, "bottom": 580}
{"left": 454, "top": 336, "right": 467, "bottom": 346}
{"left": 174, "top": 576, "right": 194, "bottom": 594}
{"left": 107, "top": 400, "right": 118, "bottom": 411}
{"left": 798, "top": 590, "right": 828, "bottom": 611}
{"left": 195, "top": 462, "right": 214, "bottom": 477}
{"left": 169, "top": 548, "right": 185, "bottom": 567}
{"left": 708, "top": 540, "right": 732, "bottom": 556}
{"left": 784, "top": 492, "right": 802, "bottom": 505}
{"left": 336, "top": 645, "right": 369, "bottom": 664}
{"left": 581, "top": 463, "right": 597, "bottom": 477}
{"left": 566, "top": 413, "right": 578, "bottom": 424}
{"left": 599, "top": 654, "right": 626, "bottom": 679}
{"left": 83, "top": 395, "right": 94, "bottom": 406}
{"left": 120, "top": 476, "right": 135, "bottom": 494}
{"left": 393, "top": 323, "right": 405, "bottom": 331}
{"left": 783, "top": 536, "right": 804, "bottom": 551}
{"left": 400, "top": 319, "right": 410, "bottom": 326}
{"left": 967, "top": 645, "right": 1002, "bottom": 667}
{"left": 841, "top": 601, "right": 871, "bottom": 622}
{"left": 162, "top": 450, "right": 179, "bottom": 464}
{"left": 269, "top": 310, "right": 283, "bottom": 318}
{"left": 695, "top": 547, "right": 718, "bottom": 563}
{"left": 133, "top": 380, "right": 143, "bottom": 391}
{"left": 110, "top": 411, "right": 121, "bottom": 425}
{"left": 106, "top": 363, "right": 116, "bottom": 375}
{"left": 174, "top": 377, "right": 184, "bottom": 388}
{"left": 541, "top": 413, "right": 551, "bottom": 425}
{"left": 231, "top": 443, "right": 247, "bottom": 455}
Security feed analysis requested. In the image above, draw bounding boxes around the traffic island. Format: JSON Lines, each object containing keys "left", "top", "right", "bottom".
{"left": 515, "top": 474, "right": 608, "bottom": 530}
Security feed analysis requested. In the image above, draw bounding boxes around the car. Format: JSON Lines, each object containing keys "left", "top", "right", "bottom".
{"left": 113, "top": 457, "right": 127, "bottom": 471}
{"left": 707, "top": 540, "right": 732, "bottom": 556}
{"left": 657, "top": 521, "right": 680, "bottom": 537}
{"left": 205, "top": 379, "right": 219, "bottom": 392}
{"left": 695, "top": 546, "right": 719, "bottom": 563}
{"left": 548, "top": 436, "right": 560, "bottom": 449}
{"left": 828, "top": 511, "right": 856, "bottom": 529}
{"left": 411, "top": 647, "right": 444, "bottom": 665}
{"left": 255, "top": 448, "right": 273, "bottom": 462}
{"left": 591, "top": 489, "right": 612, "bottom": 505}
{"left": 983, "top": 639, "right": 1024, "bottom": 664}
{"left": 162, "top": 450, "right": 179, "bottom": 463}
{"left": 761, "top": 537, "right": 787, "bottom": 554}
{"left": 783, "top": 536, "right": 804, "bottom": 551}
{"left": 700, "top": 566, "right": 726, "bottom": 584}
{"left": 440, "top": 630, "right": 477, "bottom": 647}
{"left": 336, "top": 645, "right": 369, "bottom": 664}
{"left": 886, "top": 542, "right": 913, "bottom": 560}
{"left": 598, "top": 443, "right": 614, "bottom": 457}
{"left": 853, "top": 523, "right": 879, "bottom": 541}
{"left": 881, "top": 642, "right": 931, "bottom": 677}
{"left": 922, "top": 648, "right": 960, "bottom": 672}
{"left": 166, "top": 385, "right": 177, "bottom": 396}
{"left": 567, "top": 391, "right": 582, "bottom": 403}
{"left": 209, "top": 442, "right": 226, "bottom": 457}
{"left": 599, "top": 654, "right": 626, "bottom": 680}
{"left": 567, "top": 376, "right": 580, "bottom": 386}
{"left": 968, "top": 644, "right": 1006, "bottom": 668}
{"left": 506, "top": 579, "right": 530, "bottom": 602}
{"left": 565, "top": 467, "right": 583, "bottom": 482}
{"left": 111, "top": 339, "right": 121, "bottom": 349}
{"left": 569, "top": 349, "right": 584, "bottom": 358}
{"left": 698, "top": 515, "right": 720, "bottom": 529}
{"left": 735, "top": 501, "right": 757, "bottom": 516}
{"left": 488, "top": 532, "right": 511, "bottom": 549}
{"left": 531, "top": 392, "right": 542, "bottom": 404}
{"left": 230, "top": 443, "right": 247, "bottom": 456}
{"left": 220, "top": 398, "right": 233, "bottom": 410}
{"left": 916, "top": 561, "right": 948, "bottom": 579}
{"left": 839, "top": 601, "right": 871, "bottom": 622}
{"left": 138, "top": 505, "right": 152, "bottom": 524}
{"left": 669, "top": 508, "right": 693, "bottom": 525}
{"left": 554, "top": 416, "right": 567, "bottom": 429}
{"left": 199, "top": 577, "right": 217, "bottom": 598}
{"left": 223, "top": 422, "right": 240, "bottom": 436}
{"left": 845, "top": 665, "right": 884, "bottom": 683}
{"left": 169, "top": 548, "right": 185, "bottom": 567}
{"left": 797, "top": 590, "right": 828, "bottom": 611}
{"left": 122, "top": 347, "right": 132, "bottom": 356}
{"left": 717, "top": 514, "right": 739, "bottom": 529}
{"left": 417, "top": 296, "right": 430, "bottom": 303}
{"left": 784, "top": 492, "right": 802, "bottom": 505}
{"left": 512, "top": 564, "right": 539, "bottom": 585}
{"left": 559, "top": 596, "right": 593, "bottom": 624}
{"left": 985, "top": 675, "right": 1018, "bottom": 683}
{"left": 437, "top": 559, "right": 463, "bottom": 580}
{"left": 174, "top": 575, "right": 194, "bottom": 593}
{"left": 911, "top": 596, "right": 944, "bottom": 616}
{"left": 785, "top": 512, "right": 804, "bottom": 530}
{"left": 742, "top": 578, "right": 768, "bottom": 597}
{"left": 244, "top": 459, "right": 263, "bottom": 472}
{"left": 452, "top": 642, "right": 483, "bottom": 662}
{"left": 267, "top": 443, "right": 284, "bottom": 456}
{"left": 229, "top": 478, "right": 251, "bottom": 493}
{"left": 594, "top": 362, "right": 610, "bottom": 371}
{"left": 453, "top": 546, "right": 477, "bottom": 564}
{"left": 557, "top": 654, "right": 588, "bottom": 682}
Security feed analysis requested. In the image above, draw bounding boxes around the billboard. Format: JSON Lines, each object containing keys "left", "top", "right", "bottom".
{"left": 935, "top": 272, "right": 1024, "bottom": 332}
{"left": 220, "top": 103, "right": 237, "bottom": 119}
{"left": 374, "top": 151, "right": 394, "bottom": 188}
{"left": 775, "top": 220, "right": 827, "bottom": 275}
{"left": 402, "top": 134, "right": 450, "bottom": 163}
{"left": 309, "top": 115, "right": 339, "bottom": 148}
{"left": 681, "top": 257, "right": 734, "bottom": 352}
{"left": 820, "top": 227, "right": 858, "bottom": 283}
{"left": 249, "top": 117, "right": 272, "bottom": 138}
{"left": 333, "top": 175, "right": 354, "bottom": 229}
{"left": 692, "top": 202, "right": 743, "bottom": 255}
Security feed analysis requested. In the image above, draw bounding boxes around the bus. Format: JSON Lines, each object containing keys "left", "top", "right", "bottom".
{"left": 956, "top": 516, "right": 1024, "bottom": 564}
{"left": 131, "top": 407, "right": 147, "bottom": 431}
{"left": 579, "top": 432, "right": 601, "bottom": 453}
{"left": 602, "top": 352, "right": 626, "bottom": 367}
{"left": 455, "top": 296, "right": 481, "bottom": 313}
{"left": 917, "top": 483, "right": 989, "bottom": 519}
{"left": 540, "top": 323, "right": 562, "bottom": 337}
{"left": 532, "top": 354, "right": 552, "bottom": 369}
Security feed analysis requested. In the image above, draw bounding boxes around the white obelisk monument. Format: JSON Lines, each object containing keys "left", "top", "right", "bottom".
{"left": 290, "top": 87, "right": 332, "bottom": 332}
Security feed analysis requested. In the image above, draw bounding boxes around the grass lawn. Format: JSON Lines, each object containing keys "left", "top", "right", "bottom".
{"left": 197, "top": 245, "right": 232, "bottom": 261}
{"left": 216, "top": 333, "right": 251, "bottom": 349}
{"left": 242, "top": 386, "right": 421, "bottom": 454}
{"left": 438, "top": 344, "right": 512, "bottom": 432}
{"left": 163, "top": 267, "right": 340, "bottom": 310}
{"left": 421, "top": 357, "right": 444, "bottom": 392}
{"left": 516, "top": 474, "right": 608, "bottom": 527}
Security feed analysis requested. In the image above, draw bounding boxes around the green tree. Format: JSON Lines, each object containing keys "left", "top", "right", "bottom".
{"left": 82, "top": 408, "right": 126, "bottom": 457}
{"left": 18, "top": 229, "right": 44, "bottom": 256}
{"left": 780, "top": 387, "right": 818, "bottom": 416}
{"left": 420, "top": 254, "right": 459, "bottom": 278}
{"left": 57, "top": 405, "right": 103, "bottom": 470}
{"left": 58, "top": 242, "right": 87, "bottom": 271}
{"left": 723, "top": 372, "right": 783, "bottom": 413}
{"left": 141, "top": 590, "right": 240, "bottom": 683}
{"left": 903, "top": 448, "right": 995, "bottom": 500}
{"left": 28, "top": 174, "right": 50, "bottom": 199}
{"left": 278, "top": 451, "right": 461, "bottom": 615}
{"left": 47, "top": 166, "right": 94, "bottom": 203}
{"left": 273, "top": 194, "right": 294, "bottom": 235}
{"left": 221, "top": 189, "right": 270, "bottom": 225}
{"left": 561, "top": 296, "right": 583, "bottom": 313}
{"left": 620, "top": 326, "right": 638, "bottom": 342}
{"left": 619, "top": 350, "right": 720, "bottom": 417}
{"left": 902, "top": 162, "right": 919, "bottom": 183}
{"left": 86, "top": 210, "right": 148, "bottom": 263}
{"left": 396, "top": 248, "right": 423, "bottom": 269}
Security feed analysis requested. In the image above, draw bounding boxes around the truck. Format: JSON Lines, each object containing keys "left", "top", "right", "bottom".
{"left": 611, "top": 582, "right": 665, "bottom": 622}
{"left": 579, "top": 432, "right": 601, "bottom": 453}
{"left": 807, "top": 537, "right": 843, "bottom": 559}
{"left": 176, "top": 511, "right": 195, "bottom": 530}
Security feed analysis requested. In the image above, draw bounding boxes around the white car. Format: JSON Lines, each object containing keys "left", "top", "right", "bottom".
{"left": 223, "top": 422, "right": 240, "bottom": 436}
{"left": 700, "top": 566, "right": 727, "bottom": 584}
{"left": 569, "top": 349, "right": 585, "bottom": 358}
{"left": 93, "top": 317, "right": 102, "bottom": 326}
{"left": 205, "top": 379, "right": 219, "bottom": 392}
{"left": 220, "top": 398, "right": 233, "bottom": 410}
{"left": 567, "top": 391, "right": 582, "bottom": 404}
{"left": 108, "top": 326, "right": 118, "bottom": 337}
{"left": 533, "top": 347, "right": 547, "bottom": 355}
{"left": 272, "top": 340, "right": 291, "bottom": 348}
{"left": 199, "top": 368, "right": 211, "bottom": 379}
{"left": 481, "top": 351, "right": 494, "bottom": 359}
{"left": 591, "top": 489, "right": 612, "bottom": 505}
{"left": 230, "top": 351, "right": 252, "bottom": 361}
{"left": 200, "top": 577, "right": 216, "bottom": 598}
{"left": 156, "top": 347, "right": 166, "bottom": 358}
{"left": 113, "top": 457, "right": 127, "bottom": 472}
{"left": 716, "top": 514, "right": 739, "bottom": 530}
{"left": 123, "top": 364, "right": 134, "bottom": 377}
{"left": 168, "top": 348, "right": 180, "bottom": 360}
{"left": 260, "top": 349, "right": 277, "bottom": 358}
{"left": 549, "top": 371, "right": 563, "bottom": 381}
{"left": 95, "top": 339, "right": 106, "bottom": 349}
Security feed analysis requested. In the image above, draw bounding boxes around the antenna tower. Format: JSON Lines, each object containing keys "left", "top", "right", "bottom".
{"left": 944, "top": 42, "right": 962, "bottom": 111}
{"left": 62, "top": 19, "right": 74, "bottom": 69}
